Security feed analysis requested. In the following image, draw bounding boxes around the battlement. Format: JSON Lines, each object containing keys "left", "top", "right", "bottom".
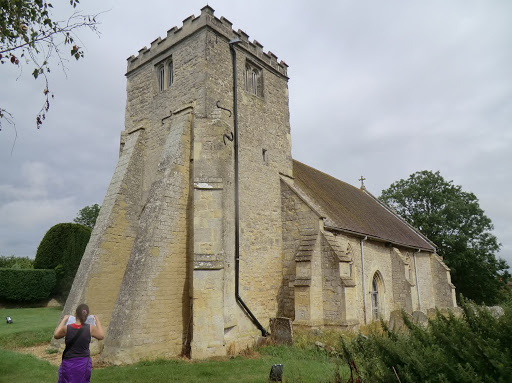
{"left": 126, "top": 5, "right": 288, "bottom": 77}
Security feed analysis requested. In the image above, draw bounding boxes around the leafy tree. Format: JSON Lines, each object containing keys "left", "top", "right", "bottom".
{"left": 0, "top": 0, "right": 100, "bottom": 129}
{"left": 34, "top": 222, "right": 91, "bottom": 297}
{"left": 380, "top": 170, "right": 509, "bottom": 304}
{"left": 73, "top": 203, "right": 100, "bottom": 228}
{"left": 0, "top": 255, "right": 34, "bottom": 269}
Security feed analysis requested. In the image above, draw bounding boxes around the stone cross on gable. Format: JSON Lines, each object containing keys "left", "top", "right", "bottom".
{"left": 359, "top": 175, "right": 366, "bottom": 188}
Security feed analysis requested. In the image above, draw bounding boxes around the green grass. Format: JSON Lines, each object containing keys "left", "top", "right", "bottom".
{"left": 0, "top": 349, "right": 57, "bottom": 382}
{"left": 0, "top": 307, "right": 348, "bottom": 382}
{"left": 0, "top": 306, "right": 62, "bottom": 349}
{"left": 0, "top": 347, "right": 346, "bottom": 383}
{"left": 93, "top": 349, "right": 345, "bottom": 383}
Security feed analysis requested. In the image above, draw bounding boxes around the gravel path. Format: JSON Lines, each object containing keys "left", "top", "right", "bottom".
{"left": 16, "top": 344, "right": 103, "bottom": 367}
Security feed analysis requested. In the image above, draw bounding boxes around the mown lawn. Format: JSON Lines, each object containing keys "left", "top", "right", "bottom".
{"left": 0, "top": 346, "right": 346, "bottom": 382}
{"left": 0, "top": 306, "right": 62, "bottom": 349}
{"left": 0, "top": 307, "right": 348, "bottom": 383}
{"left": 0, "top": 349, "right": 57, "bottom": 382}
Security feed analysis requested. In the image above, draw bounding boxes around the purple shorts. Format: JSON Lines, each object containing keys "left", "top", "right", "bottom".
{"left": 58, "top": 357, "right": 92, "bottom": 383}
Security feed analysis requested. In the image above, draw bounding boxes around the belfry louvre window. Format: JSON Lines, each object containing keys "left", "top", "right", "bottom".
{"left": 157, "top": 58, "right": 174, "bottom": 92}
{"left": 158, "top": 65, "right": 165, "bottom": 92}
{"left": 168, "top": 60, "right": 174, "bottom": 87}
{"left": 244, "top": 61, "right": 263, "bottom": 97}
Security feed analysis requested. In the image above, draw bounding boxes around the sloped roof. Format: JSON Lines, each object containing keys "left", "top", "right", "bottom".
{"left": 292, "top": 160, "right": 435, "bottom": 251}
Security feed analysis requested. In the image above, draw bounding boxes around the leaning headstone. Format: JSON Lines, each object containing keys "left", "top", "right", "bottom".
{"left": 486, "top": 306, "right": 505, "bottom": 319}
{"left": 269, "top": 317, "right": 293, "bottom": 345}
{"left": 389, "top": 310, "right": 414, "bottom": 332}
{"left": 388, "top": 310, "right": 404, "bottom": 332}
{"left": 412, "top": 311, "right": 428, "bottom": 326}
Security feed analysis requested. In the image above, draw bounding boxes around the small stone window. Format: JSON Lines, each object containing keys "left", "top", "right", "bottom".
{"left": 245, "top": 61, "right": 263, "bottom": 97}
{"left": 158, "top": 65, "right": 165, "bottom": 92}
{"left": 168, "top": 60, "right": 174, "bottom": 87}
{"left": 157, "top": 57, "right": 174, "bottom": 92}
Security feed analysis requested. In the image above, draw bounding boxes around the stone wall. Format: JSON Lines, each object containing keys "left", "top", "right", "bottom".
{"left": 390, "top": 248, "right": 413, "bottom": 313}
{"left": 414, "top": 252, "right": 435, "bottom": 311}
{"left": 206, "top": 31, "right": 291, "bottom": 344}
{"left": 321, "top": 233, "right": 344, "bottom": 325}
{"left": 431, "top": 254, "right": 457, "bottom": 307}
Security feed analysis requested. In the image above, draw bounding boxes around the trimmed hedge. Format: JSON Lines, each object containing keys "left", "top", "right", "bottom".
{"left": 34, "top": 223, "right": 91, "bottom": 270}
{"left": 0, "top": 269, "right": 56, "bottom": 301}
{"left": 34, "top": 223, "right": 91, "bottom": 297}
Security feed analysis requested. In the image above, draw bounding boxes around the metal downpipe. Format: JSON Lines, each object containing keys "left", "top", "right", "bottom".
{"left": 413, "top": 249, "right": 422, "bottom": 311}
{"left": 360, "top": 236, "right": 368, "bottom": 324}
{"left": 229, "top": 39, "right": 268, "bottom": 337}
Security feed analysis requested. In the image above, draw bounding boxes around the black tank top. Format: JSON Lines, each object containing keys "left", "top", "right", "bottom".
{"left": 64, "top": 324, "right": 91, "bottom": 359}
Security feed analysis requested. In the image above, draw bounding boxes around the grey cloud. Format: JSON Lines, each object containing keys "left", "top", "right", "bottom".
{"left": 1, "top": 0, "right": 510, "bottom": 270}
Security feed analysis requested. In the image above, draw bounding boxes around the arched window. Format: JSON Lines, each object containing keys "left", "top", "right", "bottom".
{"left": 158, "top": 65, "right": 165, "bottom": 92}
{"left": 168, "top": 60, "right": 174, "bottom": 87}
{"left": 244, "top": 61, "right": 263, "bottom": 97}
{"left": 371, "top": 274, "right": 380, "bottom": 320}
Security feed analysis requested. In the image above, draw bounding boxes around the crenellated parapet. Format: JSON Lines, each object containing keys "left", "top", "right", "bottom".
{"left": 126, "top": 6, "right": 288, "bottom": 77}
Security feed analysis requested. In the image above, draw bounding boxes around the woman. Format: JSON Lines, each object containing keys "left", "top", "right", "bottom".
{"left": 54, "top": 304, "right": 104, "bottom": 383}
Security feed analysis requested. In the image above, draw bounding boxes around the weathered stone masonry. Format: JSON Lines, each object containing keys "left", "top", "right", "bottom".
{"left": 56, "top": 6, "right": 456, "bottom": 364}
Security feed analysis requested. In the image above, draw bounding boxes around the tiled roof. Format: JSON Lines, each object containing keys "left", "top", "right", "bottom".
{"left": 292, "top": 160, "right": 435, "bottom": 251}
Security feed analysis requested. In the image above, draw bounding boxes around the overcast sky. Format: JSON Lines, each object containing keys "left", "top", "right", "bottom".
{"left": 1, "top": 0, "right": 511, "bottom": 270}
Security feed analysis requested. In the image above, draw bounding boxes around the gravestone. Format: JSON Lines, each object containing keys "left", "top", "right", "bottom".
{"left": 270, "top": 317, "right": 293, "bottom": 345}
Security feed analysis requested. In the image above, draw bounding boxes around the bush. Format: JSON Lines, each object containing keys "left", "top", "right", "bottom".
{"left": 34, "top": 223, "right": 91, "bottom": 297}
{"left": 0, "top": 269, "right": 56, "bottom": 302}
{"left": 339, "top": 298, "right": 512, "bottom": 382}
{"left": 0, "top": 255, "right": 34, "bottom": 269}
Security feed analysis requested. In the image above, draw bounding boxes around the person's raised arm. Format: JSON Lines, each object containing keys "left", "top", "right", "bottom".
{"left": 54, "top": 315, "right": 70, "bottom": 339}
{"left": 90, "top": 315, "right": 104, "bottom": 340}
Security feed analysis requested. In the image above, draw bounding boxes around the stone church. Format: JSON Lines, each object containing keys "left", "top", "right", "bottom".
{"left": 57, "top": 6, "right": 456, "bottom": 364}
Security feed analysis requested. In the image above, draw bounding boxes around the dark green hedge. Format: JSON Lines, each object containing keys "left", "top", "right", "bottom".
{"left": 340, "top": 298, "right": 512, "bottom": 383}
{"left": 0, "top": 269, "right": 56, "bottom": 301}
{"left": 34, "top": 223, "right": 91, "bottom": 297}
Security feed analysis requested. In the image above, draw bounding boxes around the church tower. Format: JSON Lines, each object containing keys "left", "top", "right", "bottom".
{"left": 58, "top": 6, "right": 292, "bottom": 363}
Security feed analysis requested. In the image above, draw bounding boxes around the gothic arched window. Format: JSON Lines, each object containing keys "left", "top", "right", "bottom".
{"left": 168, "top": 60, "right": 174, "bottom": 87}
{"left": 158, "top": 65, "right": 165, "bottom": 92}
{"left": 371, "top": 273, "right": 381, "bottom": 320}
{"left": 244, "top": 61, "right": 263, "bottom": 97}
